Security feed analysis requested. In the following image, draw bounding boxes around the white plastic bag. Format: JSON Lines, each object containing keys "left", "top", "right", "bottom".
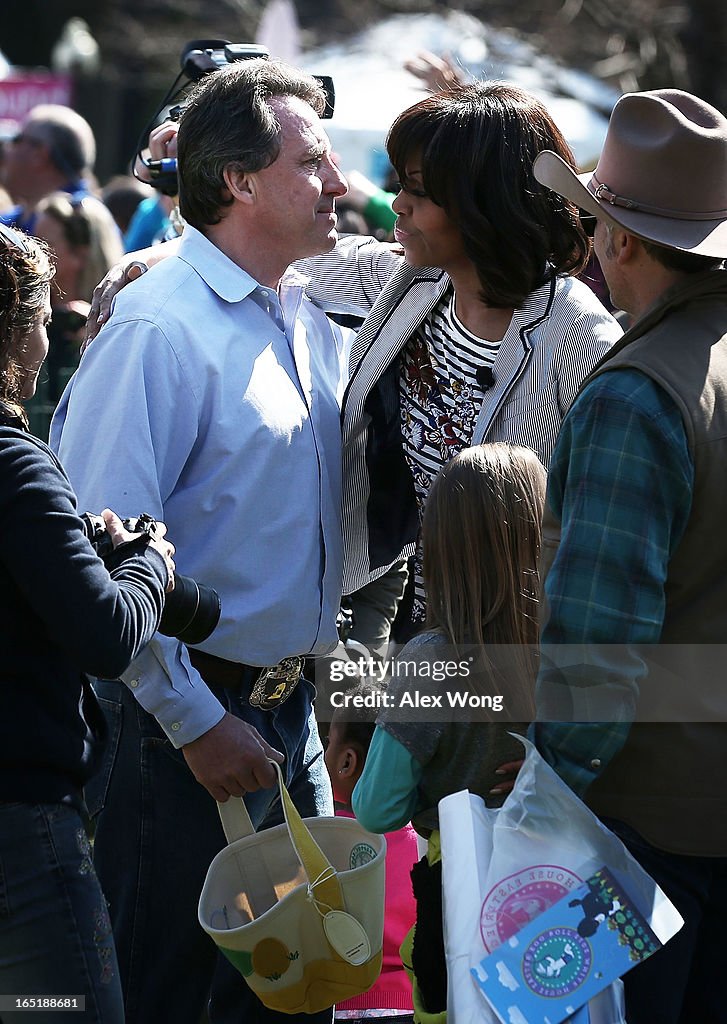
{"left": 439, "top": 738, "right": 682, "bottom": 1023}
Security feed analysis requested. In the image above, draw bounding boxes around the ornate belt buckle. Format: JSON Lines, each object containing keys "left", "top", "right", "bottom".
{"left": 249, "top": 656, "right": 304, "bottom": 710}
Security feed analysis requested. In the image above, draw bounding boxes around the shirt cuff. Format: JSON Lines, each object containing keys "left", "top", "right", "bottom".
{"left": 120, "top": 641, "right": 225, "bottom": 746}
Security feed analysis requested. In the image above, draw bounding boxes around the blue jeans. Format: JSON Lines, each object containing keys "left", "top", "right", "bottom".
{"left": 87, "top": 677, "right": 334, "bottom": 1024}
{"left": 601, "top": 817, "right": 727, "bottom": 1024}
{"left": 0, "top": 801, "right": 124, "bottom": 1023}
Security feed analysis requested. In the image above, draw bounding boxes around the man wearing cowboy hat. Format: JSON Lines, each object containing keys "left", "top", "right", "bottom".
{"left": 532, "top": 89, "right": 727, "bottom": 1023}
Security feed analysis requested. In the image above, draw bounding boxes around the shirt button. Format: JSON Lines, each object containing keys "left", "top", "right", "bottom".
{"left": 590, "top": 758, "right": 602, "bottom": 770}
{"left": 171, "top": 722, "right": 181, "bottom": 732}
{"left": 129, "top": 678, "right": 140, "bottom": 688}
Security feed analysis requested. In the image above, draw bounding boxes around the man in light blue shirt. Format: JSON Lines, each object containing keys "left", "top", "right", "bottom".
{"left": 51, "top": 60, "right": 348, "bottom": 1024}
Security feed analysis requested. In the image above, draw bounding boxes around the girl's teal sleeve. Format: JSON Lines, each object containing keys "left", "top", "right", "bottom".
{"left": 352, "top": 725, "right": 423, "bottom": 833}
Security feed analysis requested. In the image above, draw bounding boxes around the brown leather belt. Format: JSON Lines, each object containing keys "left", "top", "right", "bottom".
{"left": 188, "top": 648, "right": 304, "bottom": 710}
{"left": 188, "top": 649, "right": 258, "bottom": 693}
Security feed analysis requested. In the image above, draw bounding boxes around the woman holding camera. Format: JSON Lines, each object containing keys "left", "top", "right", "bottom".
{"left": 0, "top": 223, "right": 175, "bottom": 1021}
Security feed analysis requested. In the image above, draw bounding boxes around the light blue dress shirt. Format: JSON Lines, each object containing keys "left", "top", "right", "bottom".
{"left": 51, "top": 226, "right": 346, "bottom": 747}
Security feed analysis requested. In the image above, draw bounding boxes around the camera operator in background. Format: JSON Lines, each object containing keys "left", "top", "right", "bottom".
{"left": 51, "top": 59, "right": 351, "bottom": 1024}
{"left": 122, "top": 121, "right": 181, "bottom": 250}
{"left": 0, "top": 223, "right": 175, "bottom": 1023}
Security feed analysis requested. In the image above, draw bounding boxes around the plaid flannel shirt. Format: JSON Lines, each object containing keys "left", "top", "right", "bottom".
{"left": 533, "top": 368, "right": 694, "bottom": 795}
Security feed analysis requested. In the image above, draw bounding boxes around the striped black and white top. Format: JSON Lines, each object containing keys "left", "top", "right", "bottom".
{"left": 298, "top": 235, "right": 623, "bottom": 595}
{"left": 399, "top": 286, "right": 502, "bottom": 621}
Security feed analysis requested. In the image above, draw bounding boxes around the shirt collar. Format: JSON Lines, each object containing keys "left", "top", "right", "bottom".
{"left": 177, "top": 225, "right": 313, "bottom": 305}
{"left": 177, "top": 225, "right": 261, "bottom": 303}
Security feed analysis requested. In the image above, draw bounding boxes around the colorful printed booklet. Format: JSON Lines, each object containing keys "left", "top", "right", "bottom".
{"left": 470, "top": 865, "right": 668, "bottom": 1024}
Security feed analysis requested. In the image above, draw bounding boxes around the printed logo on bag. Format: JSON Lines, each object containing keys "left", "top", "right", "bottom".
{"left": 522, "top": 927, "right": 591, "bottom": 998}
{"left": 248, "top": 938, "right": 300, "bottom": 982}
{"left": 349, "top": 843, "right": 377, "bottom": 869}
{"left": 480, "top": 865, "right": 582, "bottom": 951}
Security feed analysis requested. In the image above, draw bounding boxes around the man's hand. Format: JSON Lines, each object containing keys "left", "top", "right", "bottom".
{"left": 133, "top": 120, "right": 180, "bottom": 183}
{"left": 182, "top": 712, "right": 284, "bottom": 801}
{"left": 404, "top": 51, "right": 465, "bottom": 93}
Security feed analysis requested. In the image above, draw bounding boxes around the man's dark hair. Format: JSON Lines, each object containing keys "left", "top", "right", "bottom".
{"left": 641, "top": 239, "right": 723, "bottom": 275}
{"left": 386, "top": 81, "right": 590, "bottom": 309}
{"left": 177, "top": 59, "right": 327, "bottom": 229}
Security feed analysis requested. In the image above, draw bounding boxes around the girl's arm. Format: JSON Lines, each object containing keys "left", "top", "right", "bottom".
{"left": 352, "top": 725, "right": 423, "bottom": 833}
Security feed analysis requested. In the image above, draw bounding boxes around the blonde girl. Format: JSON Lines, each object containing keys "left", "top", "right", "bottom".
{"left": 352, "top": 443, "right": 546, "bottom": 1022}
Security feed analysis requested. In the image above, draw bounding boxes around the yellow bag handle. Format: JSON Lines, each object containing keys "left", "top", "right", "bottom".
{"left": 217, "top": 761, "right": 345, "bottom": 914}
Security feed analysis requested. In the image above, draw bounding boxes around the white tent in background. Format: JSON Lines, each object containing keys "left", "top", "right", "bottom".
{"left": 256, "top": 0, "right": 302, "bottom": 64}
{"left": 299, "top": 10, "right": 620, "bottom": 184}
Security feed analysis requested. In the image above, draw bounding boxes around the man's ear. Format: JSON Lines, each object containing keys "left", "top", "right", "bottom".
{"left": 223, "top": 164, "right": 256, "bottom": 205}
{"left": 615, "top": 228, "right": 638, "bottom": 265}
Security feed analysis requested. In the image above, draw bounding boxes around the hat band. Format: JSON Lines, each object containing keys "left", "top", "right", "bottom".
{"left": 588, "top": 175, "right": 727, "bottom": 222}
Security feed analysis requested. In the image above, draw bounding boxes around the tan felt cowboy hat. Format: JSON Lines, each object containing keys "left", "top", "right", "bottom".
{"left": 534, "top": 89, "right": 727, "bottom": 258}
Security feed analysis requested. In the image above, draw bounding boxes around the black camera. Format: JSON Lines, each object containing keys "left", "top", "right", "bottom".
{"left": 82, "top": 511, "right": 221, "bottom": 645}
{"left": 336, "top": 601, "right": 355, "bottom": 643}
{"left": 138, "top": 39, "right": 335, "bottom": 196}
{"left": 178, "top": 40, "right": 334, "bottom": 115}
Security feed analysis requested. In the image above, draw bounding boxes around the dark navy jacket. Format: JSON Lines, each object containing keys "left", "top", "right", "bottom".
{"left": 0, "top": 422, "right": 167, "bottom": 808}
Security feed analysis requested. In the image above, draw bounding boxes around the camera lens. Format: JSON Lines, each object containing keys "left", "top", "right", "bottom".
{"left": 159, "top": 574, "right": 221, "bottom": 645}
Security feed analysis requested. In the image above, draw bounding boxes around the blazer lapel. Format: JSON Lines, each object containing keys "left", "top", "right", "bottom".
{"left": 342, "top": 264, "right": 449, "bottom": 439}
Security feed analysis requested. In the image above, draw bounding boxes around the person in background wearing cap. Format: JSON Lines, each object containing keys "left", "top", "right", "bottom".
{"left": 532, "top": 89, "right": 727, "bottom": 1024}
{"left": 0, "top": 104, "right": 98, "bottom": 234}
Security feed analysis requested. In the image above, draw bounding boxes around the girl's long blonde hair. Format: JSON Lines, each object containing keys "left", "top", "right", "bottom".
{"left": 36, "top": 192, "right": 123, "bottom": 304}
{"left": 423, "top": 443, "right": 546, "bottom": 713}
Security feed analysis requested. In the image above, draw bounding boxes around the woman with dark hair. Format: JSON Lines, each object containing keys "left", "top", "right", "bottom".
{"left": 305, "top": 81, "right": 621, "bottom": 630}
{"left": 0, "top": 223, "right": 175, "bottom": 1021}
{"left": 89, "top": 80, "right": 622, "bottom": 636}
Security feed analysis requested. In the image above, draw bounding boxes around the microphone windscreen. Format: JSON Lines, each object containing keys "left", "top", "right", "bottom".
{"left": 476, "top": 365, "right": 496, "bottom": 390}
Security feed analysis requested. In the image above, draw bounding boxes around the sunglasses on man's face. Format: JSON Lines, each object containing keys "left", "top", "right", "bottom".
{"left": 579, "top": 210, "right": 597, "bottom": 237}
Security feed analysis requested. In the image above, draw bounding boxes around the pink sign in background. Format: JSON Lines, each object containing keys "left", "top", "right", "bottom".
{"left": 0, "top": 73, "right": 72, "bottom": 125}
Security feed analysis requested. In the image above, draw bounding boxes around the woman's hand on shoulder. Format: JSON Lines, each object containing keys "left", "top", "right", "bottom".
{"left": 84, "top": 239, "right": 180, "bottom": 347}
